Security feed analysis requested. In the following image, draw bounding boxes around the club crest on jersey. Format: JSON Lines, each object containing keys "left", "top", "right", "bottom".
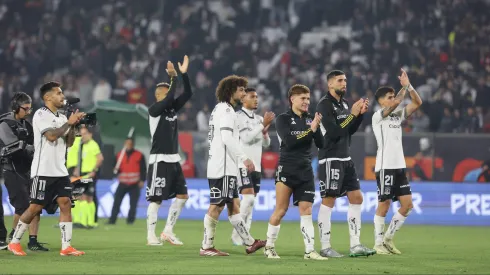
{"left": 226, "top": 108, "right": 230, "bottom": 112}
{"left": 306, "top": 118, "right": 312, "bottom": 125}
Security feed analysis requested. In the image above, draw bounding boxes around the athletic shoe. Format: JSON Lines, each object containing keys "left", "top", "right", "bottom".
{"left": 264, "top": 246, "right": 280, "bottom": 259}
{"left": 160, "top": 232, "right": 183, "bottom": 246}
{"left": 320, "top": 247, "right": 344, "bottom": 258}
{"left": 383, "top": 239, "right": 401, "bottom": 254}
{"left": 199, "top": 247, "right": 229, "bottom": 256}
{"left": 0, "top": 240, "right": 8, "bottom": 250}
{"left": 60, "top": 246, "right": 85, "bottom": 256}
{"left": 373, "top": 244, "right": 392, "bottom": 255}
{"left": 8, "top": 243, "right": 27, "bottom": 256}
{"left": 349, "top": 244, "right": 377, "bottom": 257}
{"left": 28, "top": 241, "right": 49, "bottom": 251}
{"left": 245, "top": 239, "right": 266, "bottom": 254}
{"left": 304, "top": 250, "right": 328, "bottom": 260}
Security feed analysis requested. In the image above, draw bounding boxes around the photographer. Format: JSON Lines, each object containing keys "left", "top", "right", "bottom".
{"left": 0, "top": 93, "right": 48, "bottom": 251}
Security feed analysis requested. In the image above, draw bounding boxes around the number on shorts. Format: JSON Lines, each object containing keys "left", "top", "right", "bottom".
{"left": 154, "top": 177, "right": 166, "bottom": 188}
{"left": 384, "top": 175, "right": 394, "bottom": 186}
{"left": 330, "top": 169, "right": 340, "bottom": 180}
{"left": 240, "top": 168, "right": 248, "bottom": 177}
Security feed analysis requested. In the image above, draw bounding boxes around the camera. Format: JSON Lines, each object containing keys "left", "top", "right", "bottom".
{"left": 0, "top": 140, "right": 25, "bottom": 164}
{"left": 63, "top": 98, "right": 97, "bottom": 127}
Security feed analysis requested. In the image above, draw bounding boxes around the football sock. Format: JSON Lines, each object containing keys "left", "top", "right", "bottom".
{"left": 318, "top": 204, "right": 333, "bottom": 250}
{"left": 164, "top": 198, "right": 187, "bottom": 234}
{"left": 232, "top": 194, "right": 255, "bottom": 241}
{"left": 146, "top": 202, "right": 160, "bottom": 239}
{"left": 28, "top": 235, "right": 37, "bottom": 245}
{"left": 300, "top": 215, "right": 315, "bottom": 253}
{"left": 385, "top": 211, "right": 407, "bottom": 240}
{"left": 11, "top": 221, "right": 28, "bottom": 244}
{"left": 202, "top": 214, "right": 218, "bottom": 249}
{"left": 87, "top": 201, "right": 96, "bottom": 227}
{"left": 72, "top": 200, "right": 81, "bottom": 224}
{"left": 348, "top": 204, "right": 362, "bottom": 247}
{"left": 266, "top": 223, "right": 280, "bottom": 248}
{"left": 374, "top": 215, "right": 386, "bottom": 246}
{"left": 59, "top": 222, "right": 72, "bottom": 250}
{"left": 229, "top": 214, "right": 254, "bottom": 246}
{"left": 79, "top": 201, "right": 89, "bottom": 227}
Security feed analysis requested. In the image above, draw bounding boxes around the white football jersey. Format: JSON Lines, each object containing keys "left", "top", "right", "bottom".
{"left": 236, "top": 108, "right": 270, "bottom": 172}
{"left": 207, "top": 102, "right": 240, "bottom": 178}
{"left": 372, "top": 107, "right": 407, "bottom": 172}
{"left": 31, "top": 107, "right": 69, "bottom": 178}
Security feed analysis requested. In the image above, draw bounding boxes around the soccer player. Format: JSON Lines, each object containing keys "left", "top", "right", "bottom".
{"left": 231, "top": 87, "right": 274, "bottom": 246}
{"left": 265, "top": 84, "right": 326, "bottom": 260}
{"left": 372, "top": 69, "right": 422, "bottom": 254}
{"left": 146, "top": 56, "right": 192, "bottom": 246}
{"left": 316, "top": 70, "right": 375, "bottom": 258}
{"left": 201, "top": 75, "right": 265, "bottom": 256}
{"left": 8, "top": 81, "right": 85, "bottom": 256}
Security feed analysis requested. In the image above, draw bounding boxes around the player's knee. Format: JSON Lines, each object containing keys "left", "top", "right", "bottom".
{"left": 57, "top": 197, "right": 72, "bottom": 209}
{"left": 376, "top": 201, "right": 390, "bottom": 216}
{"left": 274, "top": 208, "right": 288, "bottom": 219}
{"left": 322, "top": 197, "right": 336, "bottom": 208}
{"left": 177, "top": 194, "right": 189, "bottom": 200}
{"left": 15, "top": 204, "right": 29, "bottom": 216}
{"left": 400, "top": 202, "right": 413, "bottom": 216}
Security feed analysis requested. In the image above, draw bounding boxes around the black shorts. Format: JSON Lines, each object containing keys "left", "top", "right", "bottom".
{"left": 3, "top": 169, "right": 30, "bottom": 215}
{"left": 208, "top": 176, "right": 239, "bottom": 205}
{"left": 275, "top": 165, "right": 315, "bottom": 206}
{"left": 146, "top": 162, "right": 187, "bottom": 202}
{"left": 238, "top": 168, "right": 261, "bottom": 194}
{"left": 30, "top": 176, "right": 72, "bottom": 206}
{"left": 375, "top": 169, "right": 411, "bottom": 202}
{"left": 319, "top": 159, "right": 360, "bottom": 198}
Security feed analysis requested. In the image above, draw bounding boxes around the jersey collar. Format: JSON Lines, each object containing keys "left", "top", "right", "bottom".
{"left": 288, "top": 108, "right": 308, "bottom": 118}
{"left": 44, "top": 106, "right": 60, "bottom": 117}
{"left": 241, "top": 107, "right": 255, "bottom": 119}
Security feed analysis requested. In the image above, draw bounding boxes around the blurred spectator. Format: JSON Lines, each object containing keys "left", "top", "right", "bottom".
{"left": 0, "top": 0, "right": 488, "bottom": 134}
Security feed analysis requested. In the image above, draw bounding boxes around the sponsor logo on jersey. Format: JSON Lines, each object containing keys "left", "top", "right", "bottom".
{"left": 291, "top": 130, "right": 308, "bottom": 135}
{"left": 337, "top": 114, "right": 348, "bottom": 119}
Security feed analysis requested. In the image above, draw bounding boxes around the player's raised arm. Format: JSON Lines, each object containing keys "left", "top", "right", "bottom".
{"left": 262, "top": 122, "right": 271, "bottom": 148}
{"left": 172, "top": 55, "right": 193, "bottom": 112}
{"left": 311, "top": 112, "right": 325, "bottom": 148}
{"left": 148, "top": 62, "right": 178, "bottom": 117}
{"left": 41, "top": 110, "right": 84, "bottom": 142}
{"left": 316, "top": 99, "right": 362, "bottom": 140}
{"left": 402, "top": 69, "right": 423, "bottom": 118}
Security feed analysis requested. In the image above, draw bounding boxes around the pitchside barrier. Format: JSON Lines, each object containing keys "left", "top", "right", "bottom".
{"left": 2, "top": 179, "right": 490, "bottom": 226}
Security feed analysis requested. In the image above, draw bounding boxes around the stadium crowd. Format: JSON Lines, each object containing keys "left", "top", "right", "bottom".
{"left": 1, "top": 0, "right": 490, "bottom": 133}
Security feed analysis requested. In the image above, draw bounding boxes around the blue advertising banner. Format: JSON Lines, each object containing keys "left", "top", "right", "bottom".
{"left": 2, "top": 179, "right": 490, "bottom": 226}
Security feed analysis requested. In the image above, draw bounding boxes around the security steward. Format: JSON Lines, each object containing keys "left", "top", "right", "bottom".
{"left": 66, "top": 126, "right": 103, "bottom": 228}
{"left": 0, "top": 93, "right": 48, "bottom": 251}
{"left": 108, "top": 137, "right": 146, "bottom": 225}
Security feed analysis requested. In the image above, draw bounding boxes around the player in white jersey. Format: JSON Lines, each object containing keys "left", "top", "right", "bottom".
{"left": 8, "top": 81, "right": 86, "bottom": 256}
{"left": 201, "top": 75, "right": 266, "bottom": 256}
{"left": 231, "top": 87, "right": 274, "bottom": 246}
{"left": 371, "top": 69, "right": 422, "bottom": 255}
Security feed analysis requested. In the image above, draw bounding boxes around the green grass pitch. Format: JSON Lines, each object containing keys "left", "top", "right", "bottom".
{"left": 1, "top": 216, "right": 488, "bottom": 274}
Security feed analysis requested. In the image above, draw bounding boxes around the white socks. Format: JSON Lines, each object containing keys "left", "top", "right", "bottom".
{"left": 318, "top": 204, "right": 333, "bottom": 250}
{"left": 11, "top": 220, "right": 28, "bottom": 244}
{"left": 202, "top": 214, "right": 218, "bottom": 249}
{"left": 374, "top": 215, "right": 385, "bottom": 246}
{"left": 266, "top": 223, "right": 280, "bottom": 247}
{"left": 229, "top": 214, "right": 255, "bottom": 246}
{"left": 347, "top": 204, "right": 362, "bottom": 248}
{"left": 147, "top": 202, "right": 161, "bottom": 239}
{"left": 59, "top": 222, "right": 73, "bottom": 250}
{"left": 240, "top": 195, "right": 255, "bottom": 230}
{"left": 231, "top": 195, "right": 255, "bottom": 243}
{"left": 385, "top": 211, "right": 407, "bottom": 240}
{"left": 164, "top": 198, "right": 187, "bottom": 234}
{"left": 300, "top": 215, "right": 315, "bottom": 253}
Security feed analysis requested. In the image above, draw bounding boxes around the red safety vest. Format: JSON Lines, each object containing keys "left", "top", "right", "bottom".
{"left": 117, "top": 150, "right": 143, "bottom": 185}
